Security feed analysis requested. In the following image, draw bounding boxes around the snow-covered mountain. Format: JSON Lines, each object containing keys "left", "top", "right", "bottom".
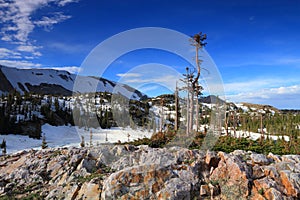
{"left": 0, "top": 65, "right": 146, "bottom": 100}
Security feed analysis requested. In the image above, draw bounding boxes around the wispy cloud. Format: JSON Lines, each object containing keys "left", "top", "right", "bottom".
{"left": 0, "top": 48, "right": 22, "bottom": 59}
{"left": 17, "top": 45, "right": 42, "bottom": 57}
{"left": 224, "top": 78, "right": 292, "bottom": 94}
{"left": 0, "top": 59, "right": 42, "bottom": 68}
{"left": 139, "top": 85, "right": 160, "bottom": 93}
{"left": 57, "top": 0, "right": 79, "bottom": 6}
{"left": 115, "top": 63, "right": 183, "bottom": 93}
{"left": 116, "top": 73, "right": 142, "bottom": 78}
{"left": 0, "top": 60, "right": 81, "bottom": 74}
{"left": 223, "top": 76, "right": 300, "bottom": 109}
{"left": 0, "top": 0, "right": 79, "bottom": 58}
{"left": 224, "top": 75, "right": 300, "bottom": 95}
{"left": 47, "top": 42, "right": 91, "bottom": 54}
{"left": 34, "top": 12, "right": 71, "bottom": 31}
{"left": 227, "top": 84, "right": 300, "bottom": 109}
{"left": 119, "top": 74, "right": 181, "bottom": 93}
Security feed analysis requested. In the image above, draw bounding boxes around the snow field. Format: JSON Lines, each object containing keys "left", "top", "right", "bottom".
{"left": 0, "top": 124, "right": 153, "bottom": 155}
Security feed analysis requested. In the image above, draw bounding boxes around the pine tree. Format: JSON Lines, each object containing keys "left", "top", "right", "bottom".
{"left": 2, "top": 145, "right": 6, "bottom": 156}
{"left": 41, "top": 133, "right": 48, "bottom": 149}
{"left": 80, "top": 136, "right": 85, "bottom": 147}
{"left": 1, "top": 139, "right": 6, "bottom": 149}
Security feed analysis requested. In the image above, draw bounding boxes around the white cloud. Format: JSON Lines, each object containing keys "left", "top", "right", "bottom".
{"left": 34, "top": 12, "right": 71, "bottom": 31}
{"left": 226, "top": 84, "right": 300, "bottom": 109}
{"left": 122, "top": 74, "right": 179, "bottom": 85}
{"left": 17, "top": 45, "right": 41, "bottom": 53}
{"left": 116, "top": 73, "right": 142, "bottom": 78}
{"left": 270, "top": 85, "right": 300, "bottom": 95}
{"left": 47, "top": 42, "right": 91, "bottom": 54}
{"left": 221, "top": 77, "right": 300, "bottom": 109}
{"left": 139, "top": 85, "right": 160, "bottom": 93}
{"left": 1, "top": 34, "right": 13, "bottom": 42}
{"left": 0, "top": 0, "right": 79, "bottom": 58}
{"left": 119, "top": 74, "right": 181, "bottom": 93}
{"left": 57, "top": 0, "right": 79, "bottom": 6}
{"left": 0, "top": 48, "right": 22, "bottom": 59}
{"left": 0, "top": 0, "right": 47, "bottom": 43}
{"left": 115, "top": 64, "right": 183, "bottom": 95}
{"left": 0, "top": 60, "right": 81, "bottom": 74}
{"left": 24, "top": 56, "right": 35, "bottom": 60}
{"left": 0, "top": 60, "right": 42, "bottom": 68}
{"left": 223, "top": 78, "right": 298, "bottom": 94}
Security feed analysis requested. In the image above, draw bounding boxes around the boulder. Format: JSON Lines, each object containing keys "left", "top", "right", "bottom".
{"left": 264, "top": 188, "right": 284, "bottom": 200}
{"left": 0, "top": 145, "right": 299, "bottom": 200}
{"left": 101, "top": 164, "right": 177, "bottom": 199}
{"left": 210, "top": 152, "right": 252, "bottom": 199}
{"left": 76, "top": 181, "right": 101, "bottom": 200}
{"left": 250, "top": 153, "right": 270, "bottom": 165}
{"left": 280, "top": 170, "right": 300, "bottom": 197}
{"left": 267, "top": 152, "right": 282, "bottom": 163}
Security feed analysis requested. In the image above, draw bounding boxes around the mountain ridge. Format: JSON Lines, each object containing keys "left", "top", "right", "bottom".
{"left": 0, "top": 65, "right": 147, "bottom": 100}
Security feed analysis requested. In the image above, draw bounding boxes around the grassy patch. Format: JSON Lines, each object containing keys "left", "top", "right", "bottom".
{"left": 121, "top": 129, "right": 299, "bottom": 155}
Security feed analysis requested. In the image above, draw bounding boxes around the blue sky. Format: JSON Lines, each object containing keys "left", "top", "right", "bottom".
{"left": 0, "top": 0, "right": 300, "bottom": 109}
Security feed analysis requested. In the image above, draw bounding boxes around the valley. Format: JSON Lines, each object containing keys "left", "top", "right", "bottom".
{"left": 0, "top": 65, "right": 299, "bottom": 156}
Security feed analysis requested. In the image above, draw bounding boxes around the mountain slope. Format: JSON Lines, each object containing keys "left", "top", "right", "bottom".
{"left": 0, "top": 65, "right": 146, "bottom": 99}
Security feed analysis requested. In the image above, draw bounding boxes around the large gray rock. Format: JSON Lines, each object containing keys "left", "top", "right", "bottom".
{"left": 0, "top": 145, "right": 299, "bottom": 200}
{"left": 250, "top": 153, "right": 270, "bottom": 165}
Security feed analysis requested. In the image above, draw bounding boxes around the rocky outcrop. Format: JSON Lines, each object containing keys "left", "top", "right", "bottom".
{"left": 0, "top": 145, "right": 299, "bottom": 199}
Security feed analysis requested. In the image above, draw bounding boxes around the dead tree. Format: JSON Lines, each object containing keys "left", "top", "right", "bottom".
{"left": 183, "top": 32, "right": 207, "bottom": 135}
{"left": 159, "top": 98, "right": 164, "bottom": 132}
{"left": 178, "top": 32, "right": 207, "bottom": 135}
{"left": 191, "top": 33, "right": 206, "bottom": 133}
{"left": 175, "top": 81, "right": 179, "bottom": 131}
{"left": 90, "top": 130, "right": 93, "bottom": 147}
{"left": 182, "top": 67, "right": 192, "bottom": 135}
{"left": 195, "top": 83, "right": 203, "bottom": 132}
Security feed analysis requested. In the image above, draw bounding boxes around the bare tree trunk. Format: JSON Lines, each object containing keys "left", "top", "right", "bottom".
{"left": 160, "top": 98, "right": 164, "bottom": 132}
{"left": 196, "top": 95, "right": 199, "bottom": 132}
{"left": 189, "top": 91, "right": 194, "bottom": 133}
{"left": 233, "top": 111, "right": 237, "bottom": 138}
{"left": 182, "top": 32, "right": 206, "bottom": 136}
{"left": 186, "top": 44, "right": 200, "bottom": 134}
{"left": 186, "top": 84, "right": 190, "bottom": 135}
{"left": 225, "top": 111, "right": 229, "bottom": 136}
{"left": 175, "top": 82, "right": 178, "bottom": 131}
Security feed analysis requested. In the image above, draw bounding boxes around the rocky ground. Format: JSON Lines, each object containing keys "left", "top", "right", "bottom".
{"left": 0, "top": 145, "right": 299, "bottom": 199}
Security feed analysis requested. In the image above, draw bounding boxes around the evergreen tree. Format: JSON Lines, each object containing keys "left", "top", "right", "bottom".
{"left": 2, "top": 145, "right": 6, "bottom": 156}
{"left": 0, "top": 139, "right": 6, "bottom": 149}
{"left": 80, "top": 136, "right": 85, "bottom": 147}
{"left": 41, "top": 133, "right": 48, "bottom": 149}
{"left": 33, "top": 120, "right": 42, "bottom": 139}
